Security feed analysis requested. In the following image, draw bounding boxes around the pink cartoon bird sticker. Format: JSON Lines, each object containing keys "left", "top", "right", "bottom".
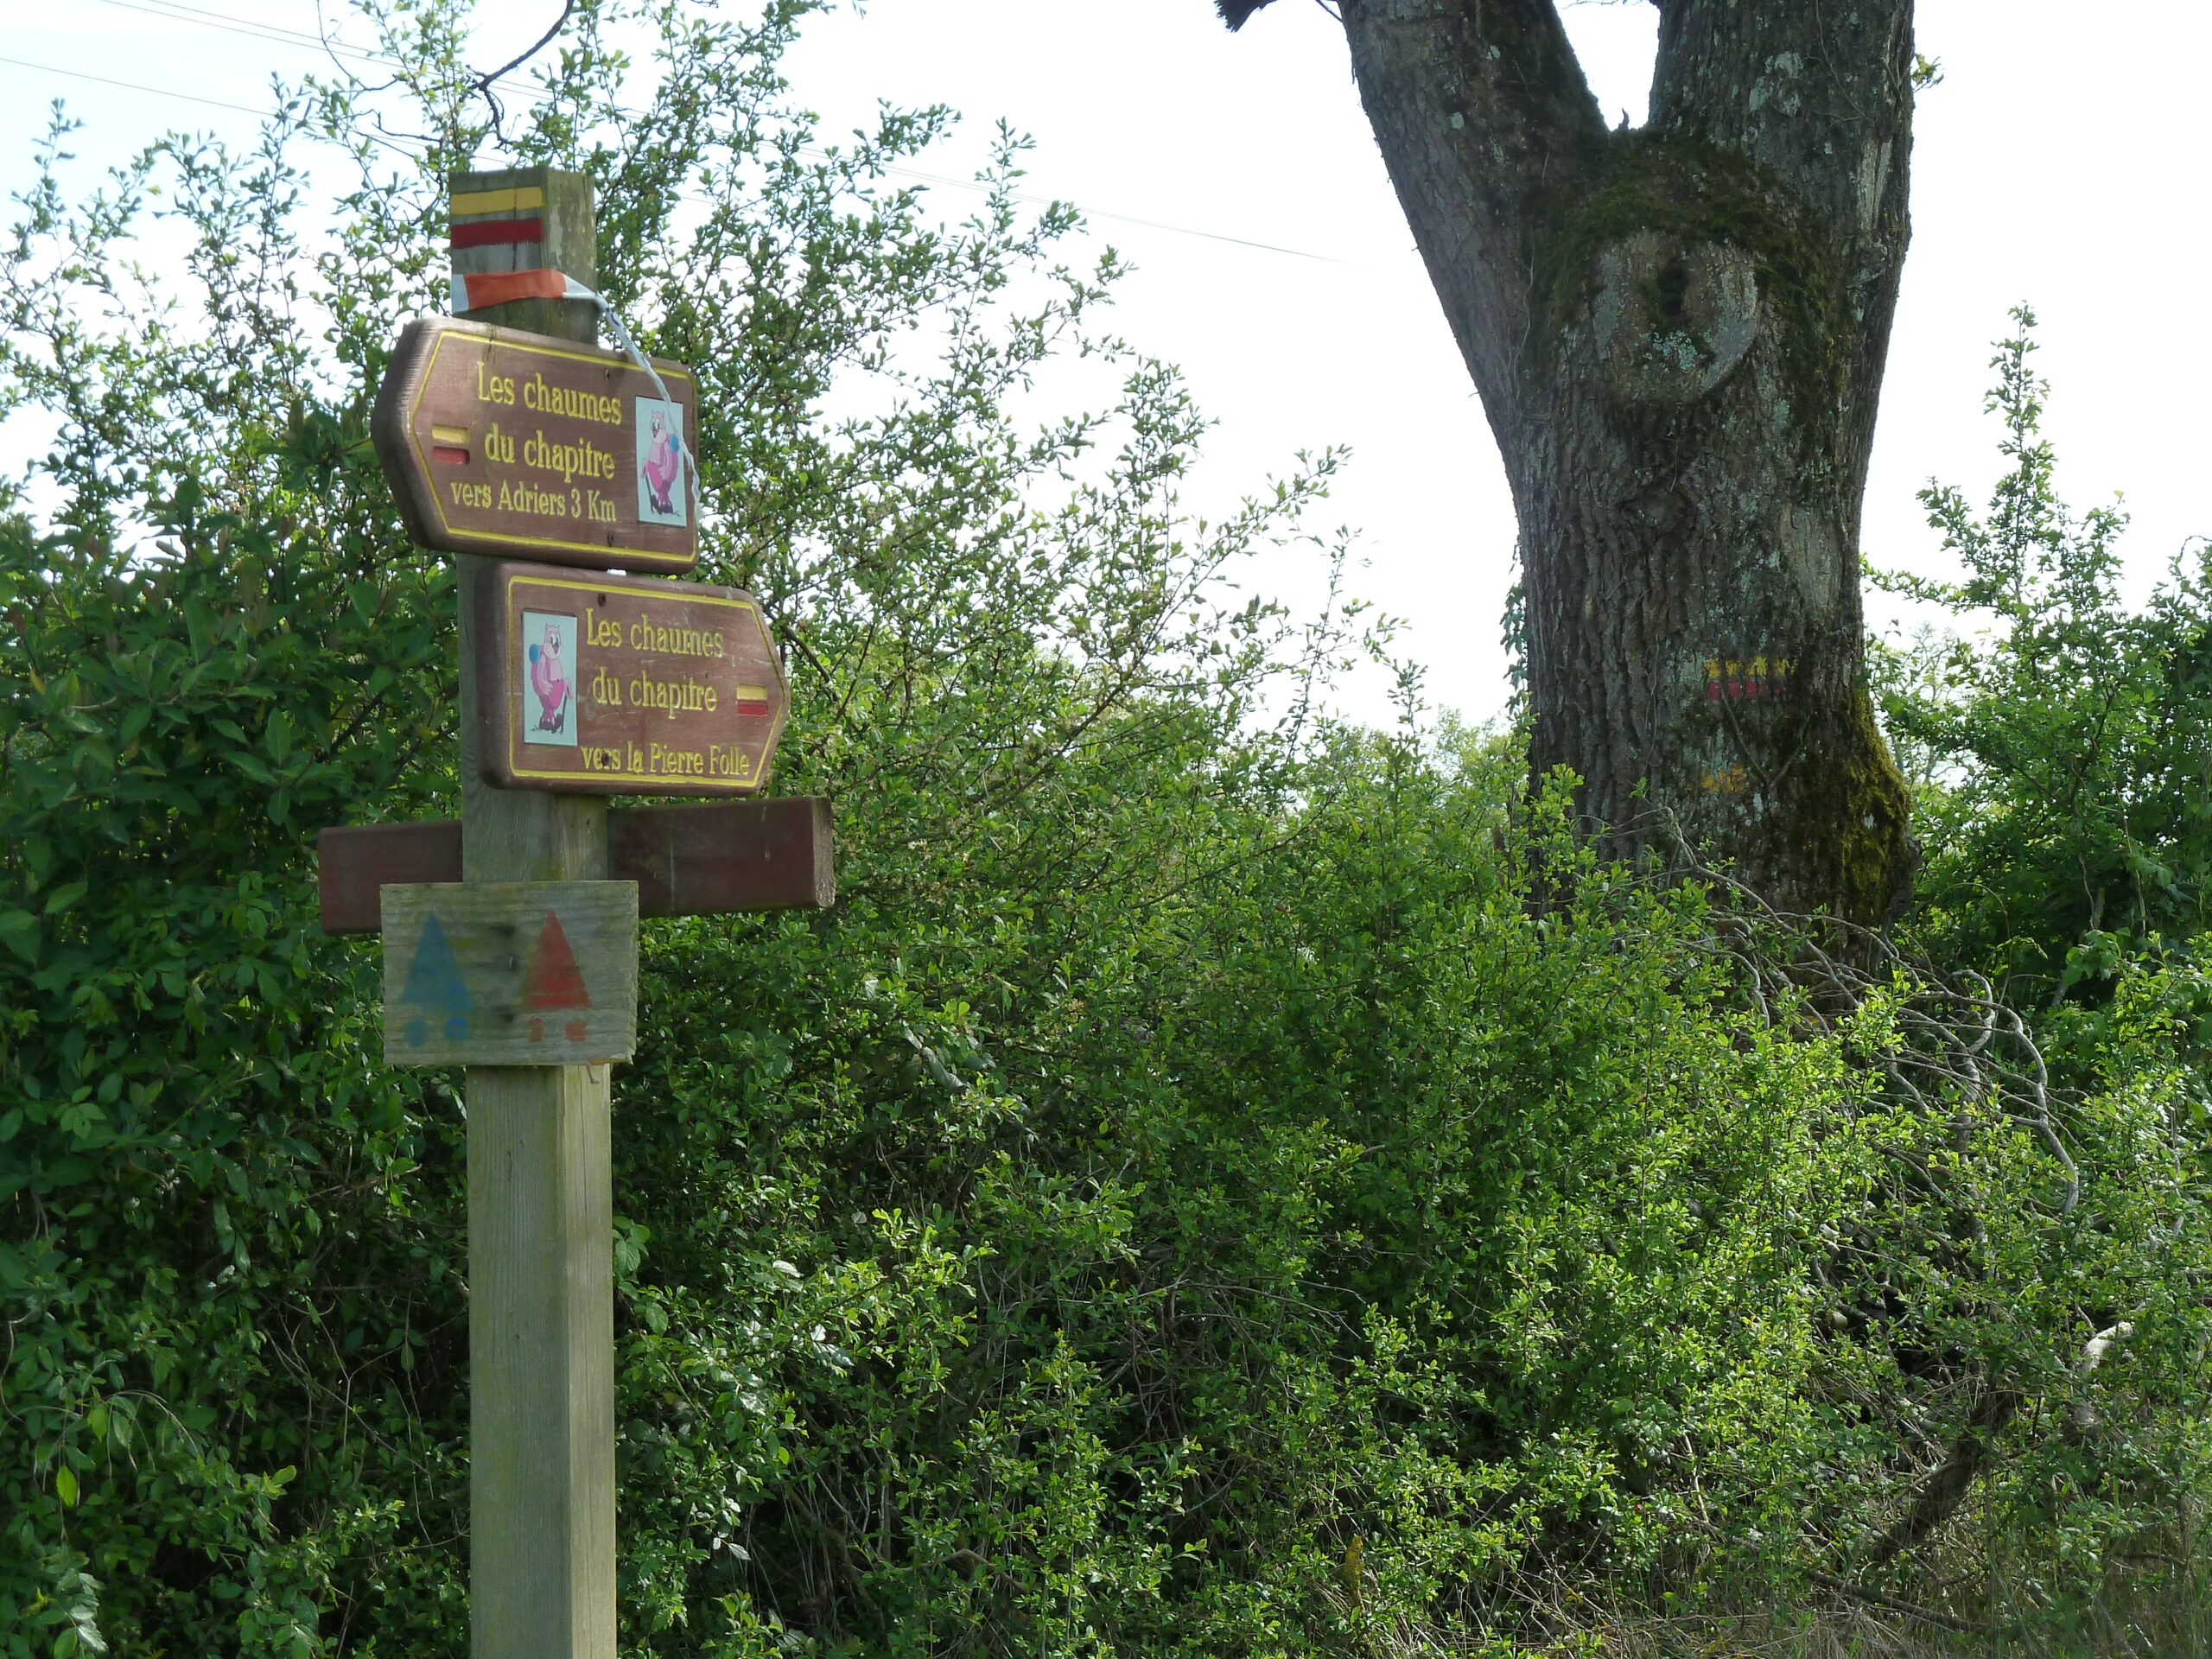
{"left": 528, "top": 623, "right": 570, "bottom": 734}
{"left": 640, "top": 405, "right": 685, "bottom": 520}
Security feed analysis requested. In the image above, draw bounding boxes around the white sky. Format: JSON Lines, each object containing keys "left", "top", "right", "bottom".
{"left": 4, "top": 0, "right": 2207, "bottom": 727}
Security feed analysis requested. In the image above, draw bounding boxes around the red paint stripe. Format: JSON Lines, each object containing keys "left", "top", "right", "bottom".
{"left": 431, "top": 445, "right": 469, "bottom": 466}
{"left": 734, "top": 700, "right": 771, "bottom": 718}
{"left": 451, "top": 217, "right": 543, "bottom": 249}
{"left": 455, "top": 267, "right": 569, "bottom": 309}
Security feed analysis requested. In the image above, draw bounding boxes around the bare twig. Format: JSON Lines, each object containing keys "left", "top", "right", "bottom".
{"left": 474, "top": 2, "right": 576, "bottom": 144}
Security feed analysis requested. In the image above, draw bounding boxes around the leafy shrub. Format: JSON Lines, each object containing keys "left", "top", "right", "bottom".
{"left": 1875, "top": 308, "right": 2212, "bottom": 1007}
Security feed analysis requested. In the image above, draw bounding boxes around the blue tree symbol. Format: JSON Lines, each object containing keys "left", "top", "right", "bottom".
{"left": 398, "top": 912, "right": 474, "bottom": 1046}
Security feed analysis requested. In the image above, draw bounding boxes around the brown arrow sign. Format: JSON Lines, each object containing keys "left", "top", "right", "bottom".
{"left": 476, "top": 559, "right": 787, "bottom": 795}
{"left": 373, "top": 316, "right": 700, "bottom": 573}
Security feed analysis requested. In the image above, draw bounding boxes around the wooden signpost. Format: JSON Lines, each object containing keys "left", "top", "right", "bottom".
{"left": 375, "top": 318, "right": 701, "bottom": 573}
{"left": 475, "top": 560, "right": 786, "bottom": 793}
{"left": 328, "top": 164, "right": 830, "bottom": 1659}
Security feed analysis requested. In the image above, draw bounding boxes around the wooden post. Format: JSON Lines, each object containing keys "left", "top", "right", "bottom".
{"left": 452, "top": 165, "right": 617, "bottom": 1659}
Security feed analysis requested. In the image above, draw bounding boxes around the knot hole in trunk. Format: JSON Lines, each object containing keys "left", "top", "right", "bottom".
{"left": 1590, "top": 232, "right": 1760, "bottom": 404}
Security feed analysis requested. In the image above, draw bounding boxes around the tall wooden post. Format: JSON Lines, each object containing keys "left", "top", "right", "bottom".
{"left": 452, "top": 165, "right": 617, "bottom": 1659}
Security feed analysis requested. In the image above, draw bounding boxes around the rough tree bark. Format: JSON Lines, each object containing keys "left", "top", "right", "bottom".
{"left": 1223, "top": 0, "right": 1917, "bottom": 925}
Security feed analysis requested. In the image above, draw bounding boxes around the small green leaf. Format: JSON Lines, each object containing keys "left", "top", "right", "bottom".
{"left": 264, "top": 709, "right": 295, "bottom": 764}
{"left": 55, "top": 1464, "right": 79, "bottom": 1506}
{"left": 0, "top": 910, "right": 39, "bottom": 964}
{"left": 44, "top": 880, "right": 88, "bottom": 916}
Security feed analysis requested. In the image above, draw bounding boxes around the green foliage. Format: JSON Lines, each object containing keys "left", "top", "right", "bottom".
{"left": 1875, "top": 308, "right": 2212, "bottom": 1007}
{"left": 0, "top": 102, "right": 467, "bottom": 1654}
{"left": 3, "top": 10, "right": 2208, "bottom": 1658}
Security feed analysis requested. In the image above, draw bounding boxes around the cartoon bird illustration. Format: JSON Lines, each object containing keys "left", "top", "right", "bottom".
{"left": 529, "top": 625, "right": 570, "bottom": 734}
{"left": 640, "top": 407, "right": 683, "bottom": 518}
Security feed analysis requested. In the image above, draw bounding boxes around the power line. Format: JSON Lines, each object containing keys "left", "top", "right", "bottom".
{"left": 871, "top": 162, "right": 1350, "bottom": 264}
{"left": 0, "top": 51, "right": 271, "bottom": 118}
{"left": 91, "top": 0, "right": 379, "bottom": 62}
{"left": 22, "top": 6, "right": 1357, "bottom": 266}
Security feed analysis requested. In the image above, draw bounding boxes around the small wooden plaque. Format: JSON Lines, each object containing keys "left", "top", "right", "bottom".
{"left": 373, "top": 317, "right": 699, "bottom": 573}
{"left": 476, "top": 560, "right": 787, "bottom": 795}
{"left": 382, "top": 881, "right": 638, "bottom": 1065}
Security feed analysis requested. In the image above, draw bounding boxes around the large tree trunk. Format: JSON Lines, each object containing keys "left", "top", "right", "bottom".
{"left": 1322, "top": 0, "right": 1918, "bottom": 923}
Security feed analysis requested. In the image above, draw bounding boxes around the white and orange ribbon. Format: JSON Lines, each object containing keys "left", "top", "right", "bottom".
{"left": 448, "top": 270, "right": 673, "bottom": 408}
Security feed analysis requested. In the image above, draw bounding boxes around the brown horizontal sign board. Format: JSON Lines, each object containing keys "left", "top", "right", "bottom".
{"left": 383, "top": 880, "right": 638, "bottom": 1066}
{"left": 611, "top": 796, "right": 834, "bottom": 918}
{"left": 318, "top": 798, "right": 834, "bottom": 935}
{"left": 476, "top": 560, "right": 786, "bottom": 796}
{"left": 374, "top": 317, "right": 699, "bottom": 573}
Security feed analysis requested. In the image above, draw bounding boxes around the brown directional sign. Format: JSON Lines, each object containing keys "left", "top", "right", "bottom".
{"left": 317, "top": 798, "right": 836, "bottom": 934}
{"left": 610, "top": 797, "right": 832, "bottom": 917}
{"left": 373, "top": 316, "right": 699, "bottom": 573}
{"left": 475, "top": 560, "right": 786, "bottom": 795}
{"left": 383, "top": 880, "right": 638, "bottom": 1065}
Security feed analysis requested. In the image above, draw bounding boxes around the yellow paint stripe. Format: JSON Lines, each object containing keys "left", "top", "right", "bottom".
{"left": 450, "top": 185, "right": 545, "bottom": 217}
{"left": 735, "top": 685, "right": 771, "bottom": 700}
{"left": 430, "top": 424, "right": 470, "bottom": 444}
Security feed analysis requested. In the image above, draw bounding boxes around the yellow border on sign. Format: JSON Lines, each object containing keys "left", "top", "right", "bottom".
{"left": 411, "top": 331, "right": 696, "bottom": 564}
{"left": 505, "top": 573, "right": 773, "bottom": 789}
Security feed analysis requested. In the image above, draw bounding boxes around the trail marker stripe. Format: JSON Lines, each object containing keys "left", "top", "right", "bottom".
{"left": 453, "top": 217, "right": 544, "bottom": 249}
{"left": 450, "top": 185, "right": 545, "bottom": 216}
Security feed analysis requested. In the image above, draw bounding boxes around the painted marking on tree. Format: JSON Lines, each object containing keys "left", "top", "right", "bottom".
{"left": 381, "top": 881, "right": 638, "bottom": 1065}
{"left": 1704, "top": 655, "right": 1796, "bottom": 703}
{"left": 1701, "top": 765, "right": 1751, "bottom": 795}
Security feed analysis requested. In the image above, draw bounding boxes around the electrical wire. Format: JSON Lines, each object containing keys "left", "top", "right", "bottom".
{"left": 89, "top": 0, "right": 382, "bottom": 63}
{"left": 869, "top": 162, "right": 1349, "bottom": 264}
{"left": 22, "top": 3, "right": 1357, "bottom": 265}
{"left": 0, "top": 51, "right": 272, "bottom": 118}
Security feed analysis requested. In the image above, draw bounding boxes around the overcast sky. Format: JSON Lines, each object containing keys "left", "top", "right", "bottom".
{"left": 5, "top": 1, "right": 2207, "bottom": 726}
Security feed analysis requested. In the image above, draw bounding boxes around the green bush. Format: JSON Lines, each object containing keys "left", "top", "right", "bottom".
{"left": 1876, "top": 308, "right": 2212, "bottom": 1007}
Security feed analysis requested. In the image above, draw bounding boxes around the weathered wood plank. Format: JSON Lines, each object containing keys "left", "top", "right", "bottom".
{"left": 318, "top": 798, "right": 835, "bottom": 933}
{"left": 613, "top": 797, "right": 836, "bottom": 916}
{"left": 319, "top": 819, "right": 464, "bottom": 932}
{"left": 467, "top": 1060, "right": 616, "bottom": 1659}
{"left": 381, "top": 880, "right": 638, "bottom": 1066}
